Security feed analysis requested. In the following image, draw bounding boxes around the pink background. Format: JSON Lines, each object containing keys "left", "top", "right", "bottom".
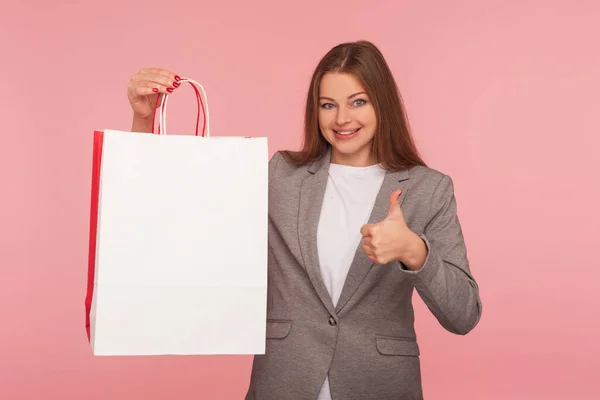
{"left": 1, "top": 0, "right": 599, "bottom": 399}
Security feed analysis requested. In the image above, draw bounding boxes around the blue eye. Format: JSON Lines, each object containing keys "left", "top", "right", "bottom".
{"left": 354, "top": 99, "right": 367, "bottom": 106}
{"left": 320, "top": 103, "right": 335, "bottom": 110}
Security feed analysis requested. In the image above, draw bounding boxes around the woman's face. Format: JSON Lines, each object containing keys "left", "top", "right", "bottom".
{"left": 318, "top": 72, "right": 377, "bottom": 166}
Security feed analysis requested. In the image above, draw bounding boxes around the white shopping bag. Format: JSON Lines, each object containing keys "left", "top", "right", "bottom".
{"left": 85, "top": 78, "right": 268, "bottom": 356}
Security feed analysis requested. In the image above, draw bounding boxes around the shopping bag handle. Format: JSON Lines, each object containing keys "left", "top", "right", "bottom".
{"left": 151, "top": 77, "right": 211, "bottom": 137}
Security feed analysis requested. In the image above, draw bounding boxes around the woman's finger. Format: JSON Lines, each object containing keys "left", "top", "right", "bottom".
{"left": 133, "top": 72, "right": 179, "bottom": 88}
{"left": 137, "top": 67, "right": 178, "bottom": 78}
{"left": 130, "top": 80, "right": 173, "bottom": 96}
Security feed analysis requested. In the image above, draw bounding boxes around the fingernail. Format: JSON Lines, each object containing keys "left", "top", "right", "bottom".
{"left": 173, "top": 82, "right": 180, "bottom": 88}
{"left": 152, "top": 88, "right": 158, "bottom": 92}
{"left": 167, "top": 88, "right": 174, "bottom": 93}
{"left": 174, "top": 75, "right": 181, "bottom": 81}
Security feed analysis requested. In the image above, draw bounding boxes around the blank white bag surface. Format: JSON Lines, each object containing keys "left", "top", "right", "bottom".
{"left": 90, "top": 129, "right": 269, "bottom": 356}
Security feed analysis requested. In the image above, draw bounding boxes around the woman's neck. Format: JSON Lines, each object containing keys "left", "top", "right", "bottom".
{"left": 330, "top": 149, "right": 376, "bottom": 167}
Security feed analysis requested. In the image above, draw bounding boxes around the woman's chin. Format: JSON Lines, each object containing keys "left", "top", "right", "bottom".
{"left": 330, "top": 142, "right": 374, "bottom": 164}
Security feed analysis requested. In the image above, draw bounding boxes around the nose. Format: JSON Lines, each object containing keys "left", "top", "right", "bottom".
{"left": 336, "top": 107, "right": 352, "bottom": 126}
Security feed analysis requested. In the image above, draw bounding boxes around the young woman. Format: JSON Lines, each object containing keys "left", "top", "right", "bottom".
{"left": 127, "top": 40, "right": 482, "bottom": 400}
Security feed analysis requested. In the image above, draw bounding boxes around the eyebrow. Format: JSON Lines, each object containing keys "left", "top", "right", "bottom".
{"left": 319, "top": 91, "right": 367, "bottom": 101}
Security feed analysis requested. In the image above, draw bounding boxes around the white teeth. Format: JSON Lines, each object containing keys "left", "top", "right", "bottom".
{"left": 335, "top": 128, "right": 359, "bottom": 135}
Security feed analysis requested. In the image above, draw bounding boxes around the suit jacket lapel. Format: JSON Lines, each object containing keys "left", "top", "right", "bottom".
{"left": 335, "top": 169, "right": 410, "bottom": 313}
{"left": 297, "top": 150, "right": 337, "bottom": 317}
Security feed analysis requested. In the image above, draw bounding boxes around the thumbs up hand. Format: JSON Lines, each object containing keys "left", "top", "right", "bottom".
{"left": 360, "top": 190, "right": 428, "bottom": 271}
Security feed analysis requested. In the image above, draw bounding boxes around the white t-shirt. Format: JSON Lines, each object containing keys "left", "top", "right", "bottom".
{"left": 315, "top": 163, "right": 386, "bottom": 400}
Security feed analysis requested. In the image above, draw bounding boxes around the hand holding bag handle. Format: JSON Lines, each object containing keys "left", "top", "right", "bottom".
{"left": 151, "top": 77, "right": 211, "bottom": 137}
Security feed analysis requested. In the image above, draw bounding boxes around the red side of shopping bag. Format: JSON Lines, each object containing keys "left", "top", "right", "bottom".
{"left": 85, "top": 131, "right": 104, "bottom": 341}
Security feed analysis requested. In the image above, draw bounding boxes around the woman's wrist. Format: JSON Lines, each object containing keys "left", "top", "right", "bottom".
{"left": 398, "top": 233, "right": 428, "bottom": 271}
{"left": 131, "top": 113, "right": 153, "bottom": 133}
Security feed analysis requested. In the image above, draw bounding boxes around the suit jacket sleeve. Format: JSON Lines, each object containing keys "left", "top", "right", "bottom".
{"left": 398, "top": 174, "right": 482, "bottom": 335}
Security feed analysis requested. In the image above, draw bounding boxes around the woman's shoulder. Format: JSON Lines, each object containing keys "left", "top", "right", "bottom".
{"left": 405, "top": 164, "right": 458, "bottom": 203}
{"left": 268, "top": 151, "right": 457, "bottom": 194}
{"left": 407, "top": 164, "right": 448, "bottom": 184}
{"left": 269, "top": 150, "right": 315, "bottom": 176}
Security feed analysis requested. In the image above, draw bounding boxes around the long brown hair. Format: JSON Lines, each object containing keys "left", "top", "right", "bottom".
{"left": 282, "top": 40, "right": 426, "bottom": 171}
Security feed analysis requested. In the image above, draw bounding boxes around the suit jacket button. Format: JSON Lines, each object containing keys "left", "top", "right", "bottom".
{"left": 328, "top": 316, "right": 337, "bottom": 326}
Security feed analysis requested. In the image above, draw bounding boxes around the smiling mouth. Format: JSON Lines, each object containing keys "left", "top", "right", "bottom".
{"left": 333, "top": 128, "right": 361, "bottom": 136}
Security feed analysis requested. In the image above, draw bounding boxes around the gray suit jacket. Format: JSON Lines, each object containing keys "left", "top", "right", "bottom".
{"left": 245, "top": 149, "right": 482, "bottom": 400}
